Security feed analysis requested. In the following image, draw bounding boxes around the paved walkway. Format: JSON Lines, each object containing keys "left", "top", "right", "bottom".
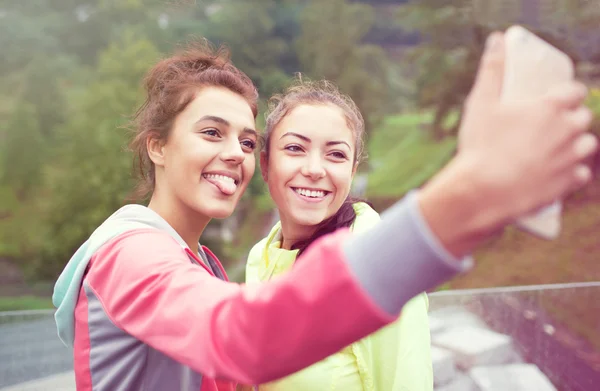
{"left": 429, "top": 303, "right": 557, "bottom": 391}
{"left": 0, "top": 372, "right": 74, "bottom": 391}
{"left": 0, "top": 314, "right": 72, "bottom": 388}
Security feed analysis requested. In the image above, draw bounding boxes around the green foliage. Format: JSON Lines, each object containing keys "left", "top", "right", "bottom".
{"left": 366, "top": 113, "right": 456, "bottom": 198}
{"left": 28, "top": 33, "right": 160, "bottom": 279}
{"left": 394, "top": 0, "right": 600, "bottom": 140}
{"left": 586, "top": 88, "right": 600, "bottom": 137}
{"left": 2, "top": 0, "right": 598, "bottom": 284}
{"left": 1, "top": 104, "right": 44, "bottom": 199}
{"left": 205, "top": 0, "right": 290, "bottom": 97}
{"left": 296, "top": 0, "right": 393, "bottom": 131}
{"left": 0, "top": 296, "right": 54, "bottom": 312}
{"left": 167, "top": 0, "right": 294, "bottom": 99}
{"left": 395, "top": 2, "right": 491, "bottom": 139}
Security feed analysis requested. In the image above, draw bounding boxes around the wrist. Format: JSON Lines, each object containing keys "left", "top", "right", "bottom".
{"left": 417, "top": 156, "right": 504, "bottom": 257}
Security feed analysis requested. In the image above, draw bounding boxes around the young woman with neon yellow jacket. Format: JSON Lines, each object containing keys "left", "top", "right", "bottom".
{"left": 246, "top": 79, "right": 432, "bottom": 391}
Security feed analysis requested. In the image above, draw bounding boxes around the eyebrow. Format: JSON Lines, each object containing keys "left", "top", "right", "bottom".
{"left": 280, "top": 131, "right": 351, "bottom": 149}
{"left": 196, "top": 115, "right": 257, "bottom": 137}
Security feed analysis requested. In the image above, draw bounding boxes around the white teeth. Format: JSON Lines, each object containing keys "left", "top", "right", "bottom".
{"left": 294, "top": 188, "right": 326, "bottom": 198}
{"left": 204, "top": 174, "right": 236, "bottom": 184}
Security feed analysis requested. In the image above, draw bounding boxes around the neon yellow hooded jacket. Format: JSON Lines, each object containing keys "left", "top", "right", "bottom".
{"left": 246, "top": 202, "right": 433, "bottom": 391}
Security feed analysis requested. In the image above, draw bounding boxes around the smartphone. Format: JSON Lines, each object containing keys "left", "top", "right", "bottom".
{"left": 502, "top": 25, "right": 575, "bottom": 240}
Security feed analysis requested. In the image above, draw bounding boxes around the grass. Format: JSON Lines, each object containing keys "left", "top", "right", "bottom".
{"left": 450, "top": 194, "right": 600, "bottom": 289}
{"left": 366, "top": 112, "right": 432, "bottom": 159}
{"left": 0, "top": 295, "right": 54, "bottom": 312}
{"left": 366, "top": 112, "right": 456, "bottom": 198}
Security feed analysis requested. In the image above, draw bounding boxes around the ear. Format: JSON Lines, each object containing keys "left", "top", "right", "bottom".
{"left": 147, "top": 133, "right": 166, "bottom": 167}
{"left": 259, "top": 151, "right": 269, "bottom": 182}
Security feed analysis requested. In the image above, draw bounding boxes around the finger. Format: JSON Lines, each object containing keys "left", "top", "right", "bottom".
{"left": 468, "top": 32, "right": 505, "bottom": 104}
{"left": 545, "top": 164, "right": 592, "bottom": 204}
{"left": 552, "top": 133, "right": 597, "bottom": 174}
{"left": 563, "top": 164, "right": 593, "bottom": 193}
{"left": 574, "top": 164, "right": 593, "bottom": 184}
{"left": 562, "top": 107, "right": 594, "bottom": 138}
{"left": 572, "top": 133, "right": 598, "bottom": 160}
{"left": 545, "top": 82, "right": 588, "bottom": 110}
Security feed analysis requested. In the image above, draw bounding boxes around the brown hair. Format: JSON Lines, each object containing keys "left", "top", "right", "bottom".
{"left": 263, "top": 76, "right": 369, "bottom": 256}
{"left": 129, "top": 39, "right": 259, "bottom": 199}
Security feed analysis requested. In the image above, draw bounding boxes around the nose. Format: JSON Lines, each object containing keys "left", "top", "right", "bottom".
{"left": 300, "top": 153, "right": 326, "bottom": 180}
{"left": 220, "top": 139, "right": 245, "bottom": 165}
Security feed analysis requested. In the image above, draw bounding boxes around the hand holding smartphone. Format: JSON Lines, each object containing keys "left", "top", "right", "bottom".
{"left": 502, "top": 25, "right": 576, "bottom": 239}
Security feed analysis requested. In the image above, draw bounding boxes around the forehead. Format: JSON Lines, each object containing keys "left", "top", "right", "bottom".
{"left": 180, "top": 87, "right": 255, "bottom": 130}
{"left": 276, "top": 104, "right": 353, "bottom": 142}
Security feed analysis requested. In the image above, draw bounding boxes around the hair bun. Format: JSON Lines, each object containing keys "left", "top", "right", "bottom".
{"left": 144, "top": 39, "right": 233, "bottom": 97}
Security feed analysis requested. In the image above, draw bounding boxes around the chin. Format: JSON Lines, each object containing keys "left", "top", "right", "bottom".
{"left": 291, "top": 212, "right": 329, "bottom": 227}
{"left": 194, "top": 202, "right": 235, "bottom": 220}
{"left": 205, "top": 207, "right": 235, "bottom": 219}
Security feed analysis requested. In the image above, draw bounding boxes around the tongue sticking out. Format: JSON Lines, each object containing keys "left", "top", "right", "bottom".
{"left": 210, "top": 177, "right": 237, "bottom": 195}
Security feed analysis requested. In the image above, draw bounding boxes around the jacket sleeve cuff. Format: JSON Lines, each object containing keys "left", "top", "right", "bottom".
{"left": 342, "top": 190, "right": 473, "bottom": 316}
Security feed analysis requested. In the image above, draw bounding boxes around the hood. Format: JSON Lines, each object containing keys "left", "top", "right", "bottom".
{"left": 52, "top": 204, "right": 189, "bottom": 348}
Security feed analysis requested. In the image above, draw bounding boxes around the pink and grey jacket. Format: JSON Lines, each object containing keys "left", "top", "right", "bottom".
{"left": 52, "top": 191, "right": 472, "bottom": 391}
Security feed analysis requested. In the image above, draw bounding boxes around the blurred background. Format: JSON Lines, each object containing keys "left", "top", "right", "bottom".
{"left": 0, "top": 0, "right": 599, "bottom": 390}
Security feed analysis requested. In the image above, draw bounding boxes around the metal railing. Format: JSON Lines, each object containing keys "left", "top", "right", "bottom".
{"left": 428, "top": 282, "right": 600, "bottom": 391}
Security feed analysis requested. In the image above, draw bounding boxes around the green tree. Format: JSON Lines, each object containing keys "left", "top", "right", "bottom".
{"left": 395, "top": 0, "right": 585, "bottom": 140}
{"left": 295, "top": 0, "right": 392, "bottom": 132}
{"left": 394, "top": 1, "right": 489, "bottom": 139}
{"left": 0, "top": 0, "right": 161, "bottom": 69}
{"left": 0, "top": 104, "right": 45, "bottom": 199}
{"left": 170, "top": 0, "right": 291, "bottom": 98}
{"left": 0, "top": 101, "right": 49, "bottom": 261}
{"left": 32, "top": 32, "right": 161, "bottom": 279}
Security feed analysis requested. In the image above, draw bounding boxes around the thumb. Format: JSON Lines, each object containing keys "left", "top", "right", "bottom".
{"left": 468, "top": 32, "right": 506, "bottom": 104}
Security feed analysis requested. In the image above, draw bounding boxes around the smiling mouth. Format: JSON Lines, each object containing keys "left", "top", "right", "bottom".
{"left": 291, "top": 187, "right": 331, "bottom": 199}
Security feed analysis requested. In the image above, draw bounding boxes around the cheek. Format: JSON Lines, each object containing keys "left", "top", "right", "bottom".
{"left": 266, "top": 167, "right": 285, "bottom": 196}
{"left": 331, "top": 167, "right": 354, "bottom": 197}
{"left": 268, "top": 156, "right": 295, "bottom": 189}
{"left": 173, "top": 137, "right": 210, "bottom": 170}
{"left": 266, "top": 167, "right": 295, "bottom": 208}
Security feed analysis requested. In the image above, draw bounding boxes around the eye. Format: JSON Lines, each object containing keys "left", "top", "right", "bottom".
{"left": 284, "top": 145, "right": 304, "bottom": 153}
{"left": 330, "top": 151, "right": 348, "bottom": 160}
{"left": 241, "top": 139, "right": 256, "bottom": 152}
{"left": 200, "top": 128, "right": 221, "bottom": 138}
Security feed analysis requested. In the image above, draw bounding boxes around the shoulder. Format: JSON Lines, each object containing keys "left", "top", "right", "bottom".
{"left": 84, "top": 228, "right": 202, "bottom": 296}
{"left": 247, "top": 236, "right": 269, "bottom": 265}
{"left": 351, "top": 202, "right": 381, "bottom": 234}
{"left": 92, "top": 228, "right": 188, "bottom": 271}
{"left": 108, "top": 228, "right": 183, "bottom": 252}
{"left": 247, "top": 221, "right": 281, "bottom": 263}
{"left": 245, "top": 235, "right": 271, "bottom": 283}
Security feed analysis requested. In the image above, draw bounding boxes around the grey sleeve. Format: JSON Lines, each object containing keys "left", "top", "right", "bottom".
{"left": 343, "top": 190, "right": 473, "bottom": 315}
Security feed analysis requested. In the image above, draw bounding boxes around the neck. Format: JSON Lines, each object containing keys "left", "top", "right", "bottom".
{"left": 279, "top": 214, "right": 317, "bottom": 251}
{"left": 147, "top": 191, "right": 210, "bottom": 254}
